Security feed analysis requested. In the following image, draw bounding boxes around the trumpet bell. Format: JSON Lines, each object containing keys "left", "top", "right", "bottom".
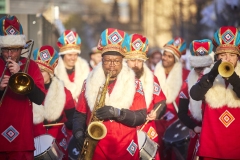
{"left": 8, "top": 72, "right": 34, "bottom": 95}
{"left": 218, "top": 61, "right": 234, "bottom": 78}
{"left": 87, "top": 121, "right": 107, "bottom": 140}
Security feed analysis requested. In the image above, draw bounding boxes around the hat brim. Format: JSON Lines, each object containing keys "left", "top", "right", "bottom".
{"left": 189, "top": 52, "right": 214, "bottom": 68}
{"left": 0, "top": 35, "right": 26, "bottom": 48}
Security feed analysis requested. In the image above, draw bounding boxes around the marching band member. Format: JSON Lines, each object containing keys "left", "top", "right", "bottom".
{"left": 178, "top": 39, "right": 214, "bottom": 160}
{"left": 154, "top": 37, "right": 190, "bottom": 160}
{"left": 89, "top": 46, "right": 102, "bottom": 70}
{"left": 190, "top": 26, "right": 240, "bottom": 160}
{"left": 55, "top": 30, "right": 90, "bottom": 104}
{"left": 72, "top": 28, "right": 147, "bottom": 160}
{"left": 0, "top": 15, "right": 45, "bottom": 160}
{"left": 32, "top": 45, "right": 75, "bottom": 160}
{"left": 124, "top": 33, "right": 167, "bottom": 160}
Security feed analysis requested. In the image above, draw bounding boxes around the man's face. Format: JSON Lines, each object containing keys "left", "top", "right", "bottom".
{"left": 217, "top": 52, "right": 238, "bottom": 67}
{"left": 102, "top": 54, "right": 123, "bottom": 79}
{"left": 152, "top": 53, "right": 162, "bottom": 65}
{"left": 1, "top": 47, "right": 22, "bottom": 62}
{"left": 127, "top": 59, "right": 144, "bottom": 79}
{"left": 162, "top": 51, "right": 175, "bottom": 68}
{"left": 91, "top": 53, "right": 102, "bottom": 65}
{"left": 41, "top": 70, "right": 51, "bottom": 84}
{"left": 63, "top": 53, "right": 78, "bottom": 69}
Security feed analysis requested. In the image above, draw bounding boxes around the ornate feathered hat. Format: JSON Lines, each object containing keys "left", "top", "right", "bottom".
{"left": 163, "top": 37, "right": 186, "bottom": 61}
{"left": 124, "top": 33, "right": 149, "bottom": 61}
{"left": 57, "top": 30, "right": 81, "bottom": 55}
{"left": 189, "top": 39, "right": 214, "bottom": 67}
{"left": 33, "top": 45, "right": 59, "bottom": 76}
{"left": 97, "top": 28, "right": 128, "bottom": 56}
{"left": 0, "top": 15, "right": 26, "bottom": 48}
{"left": 212, "top": 26, "right": 240, "bottom": 55}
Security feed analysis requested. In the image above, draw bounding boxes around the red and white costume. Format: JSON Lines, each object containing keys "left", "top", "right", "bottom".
{"left": 0, "top": 58, "right": 45, "bottom": 152}
{"left": 198, "top": 62, "right": 240, "bottom": 159}
{"left": 76, "top": 62, "right": 146, "bottom": 160}
{"left": 33, "top": 77, "right": 75, "bottom": 159}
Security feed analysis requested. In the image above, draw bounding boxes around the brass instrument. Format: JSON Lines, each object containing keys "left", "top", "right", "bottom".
{"left": 0, "top": 40, "right": 34, "bottom": 105}
{"left": 79, "top": 72, "right": 111, "bottom": 160}
{"left": 218, "top": 61, "right": 234, "bottom": 78}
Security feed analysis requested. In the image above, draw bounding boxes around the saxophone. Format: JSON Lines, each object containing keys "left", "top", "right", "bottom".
{"left": 79, "top": 72, "right": 111, "bottom": 160}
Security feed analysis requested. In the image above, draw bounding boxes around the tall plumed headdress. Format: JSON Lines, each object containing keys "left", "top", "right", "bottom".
{"left": 163, "top": 37, "right": 186, "bottom": 61}
{"left": 0, "top": 15, "right": 26, "bottom": 48}
{"left": 189, "top": 39, "right": 214, "bottom": 67}
{"left": 124, "top": 33, "right": 149, "bottom": 61}
{"left": 97, "top": 28, "right": 128, "bottom": 56}
{"left": 33, "top": 45, "right": 59, "bottom": 76}
{"left": 212, "top": 26, "right": 240, "bottom": 55}
{"left": 57, "top": 30, "right": 81, "bottom": 55}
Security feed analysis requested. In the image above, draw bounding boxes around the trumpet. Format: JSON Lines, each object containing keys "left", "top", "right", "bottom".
{"left": 218, "top": 61, "right": 234, "bottom": 78}
{"left": 0, "top": 40, "right": 35, "bottom": 106}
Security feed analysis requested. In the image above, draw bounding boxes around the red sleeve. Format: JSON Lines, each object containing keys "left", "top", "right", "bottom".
{"left": 153, "top": 75, "right": 166, "bottom": 104}
{"left": 28, "top": 60, "right": 46, "bottom": 94}
{"left": 64, "top": 87, "right": 75, "bottom": 110}
{"left": 179, "top": 80, "right": 189, "bottom": 99}
{"left": 76, "top": 81, "right": 89, "bottom": 114}
{"left": 130, "top": 79, "right": 147, "bottom": 110}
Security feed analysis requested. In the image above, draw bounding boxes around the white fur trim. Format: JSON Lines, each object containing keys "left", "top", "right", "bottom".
{"left": 33, "top": 103, "right": 44, "bottom": 124}
{"left": 187, "top": 69, "right": 203, "bottom": 121}
{"left": 59, "top": 49, "right": 81, "bottom": 55}
{"left": 0, "top": 35, "right": 26, "bottom": 47}
{"left": 154, "top": 61, "right": 183, "bottom": 103}
{"left": 44, "top": 77, "right": 66, "bottom": 121}
{"left": 55, "top": 57, "right": 90, "bottom": 101}
{"left": 85, "top": 61, "right": 136, "bottom": 111}
{"left": 140, "top": 63, "right": 154, "bottom": 108}
{"left": 205, "top": 62, "right": 240, "bottom": 108}
{"left": 33, "top": 77, "right": 66, "bottom": 123}
{"left": 189, "top": 52, "right": 214, "bottom": 68}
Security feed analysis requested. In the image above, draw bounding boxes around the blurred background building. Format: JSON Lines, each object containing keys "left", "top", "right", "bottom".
{"left": 0, "top": 0, "right": 239, "bottom": 60}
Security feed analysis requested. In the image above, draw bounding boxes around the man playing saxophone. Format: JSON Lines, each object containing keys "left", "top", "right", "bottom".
{"left": 72, "top": 28, "right": 147, "bottom": 160}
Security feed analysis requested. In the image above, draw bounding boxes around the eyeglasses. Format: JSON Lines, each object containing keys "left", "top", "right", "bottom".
{"left": 1, "top": 48, "right": 21, "bottom": 53}
{"left": 103, "top": 59, "right": 121, "bottom": 66}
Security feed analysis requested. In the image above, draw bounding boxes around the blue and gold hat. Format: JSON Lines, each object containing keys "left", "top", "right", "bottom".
{"left": 124, "top": 33, "right": 149, "bottom": 61}
{"left": 163, "top": 37, "right": 186, "bottom": 61}
{"left": 33, "top": 45, "right": 59, "bottom": 76}
{"left": 57, "top": 30, "right": 81, "bottom": 55}
{"left": 0, "top": 15, "right": 26, "bottom": 48}
{"left": 189, "top": 39, "right": 214, "bottom": 67}
{"left": 212, "top": 26, "right": 240, "bottom": 55}
{"left": 97, "top": 28, "right": 128, "bottom": 56}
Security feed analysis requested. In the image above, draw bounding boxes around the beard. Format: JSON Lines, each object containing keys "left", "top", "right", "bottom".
{"left": 132, "top": 66, "right": 144, "bottom": 79}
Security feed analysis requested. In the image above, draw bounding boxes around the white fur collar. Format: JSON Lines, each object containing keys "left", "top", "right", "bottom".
{"left": 188, "top": 69, "right": 203, "bottom": 121}
{"left": 154, "top": 61, "right": 183, "bottom": 103}
{"left": 140, "top": 63, "right": 154, "bottom": 108}
{"left": 85, "top": 61, "right": 136, "bottom": 111}
{"left": 205, "top": 62, "right": 240, "bottom": 108}
{"left": 33, "top": 77, "right": 66, "bottom": 124}
{"left": 55, "top": 56, "right": 90, "bottom": 100}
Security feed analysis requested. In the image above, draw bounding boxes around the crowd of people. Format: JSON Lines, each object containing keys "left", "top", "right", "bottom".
{"left": 0, "top": 14, "right": 240, "bottom": 160}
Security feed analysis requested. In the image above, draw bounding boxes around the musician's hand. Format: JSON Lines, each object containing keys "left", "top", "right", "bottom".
{"left": 7, "top": 59, "right": 20, "bottom": 74}
{"left": 0, "top": 75, "right": 10, "bottom": 91}
{"left": 208, "top": 59, "right": 221, "bottom": 83}
{"left": 74, "top": 130, "right": 85, "bottom": 151}
{"left": 194, "top": 126, "right": 202, "bottom": 134}
{"left": 96, "top": 105, "right": 121, "bottom": 120}
{"left": 146, "top": 110, "right": 156, "bottom": 121}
